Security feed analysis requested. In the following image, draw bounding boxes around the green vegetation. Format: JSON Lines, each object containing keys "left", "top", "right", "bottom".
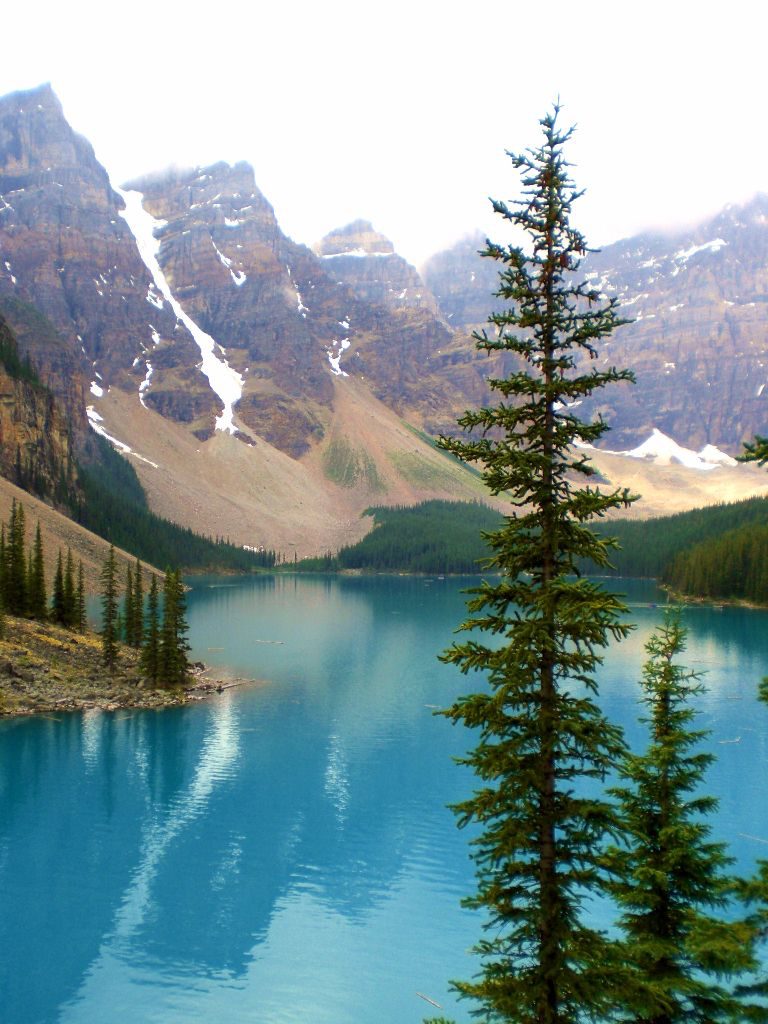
{"left": 322, "top": 437, "right": 384, "bottom": 491}
{"left": 664, "top": 521, "right": 768, "bottom": 603}
{"left": 0, "top": 313, "right": 41, "bottom": 385}
{"left": 583, "top": 496, "right": 768, "bottom": 581}
{"left": 97, "top": 548, "right": 189, "bottom": 686}
{"left": 0, "top": 309, "right": 275, "bottom": 573}
{"left": 607, "top": 614, "right": 765, "bottom": 1021}
{"left": 387, "top": 450, "right": 464, "bottom": 490}
{"left": 296, "top": 500, "right": 503, "bottom": 573}
{"left": 578, "top": 495, "right": 768, "bottom": 603}
{"left": 431, "top": 107, "right": 638, "bottom": 1023}
{"left": 401, "top": 421, "right": 484, "bottom": 480}
{"left": 99, "top": 544, "right": 120, "bottom": 669}
{"left": 0, "top": 499, "right": 85, "bottom": 632}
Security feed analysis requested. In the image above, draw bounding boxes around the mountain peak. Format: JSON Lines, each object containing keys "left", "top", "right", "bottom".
{"left": 0, "top": 82, "right": 106, "bottom": 188}
{"left": 315, "top": 220, "right": 395, "bottom": 257}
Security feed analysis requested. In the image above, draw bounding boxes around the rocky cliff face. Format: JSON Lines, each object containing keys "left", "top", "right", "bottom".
{"left": 423, "top": 206, "right": 768, "bottom": 452}
{"left": 573, "top": 196, "right": 768, "bottom": 450}
{"left": 315, "top": 219, "right": 442, "bottom": 317}
{"left": 2, "top": 81, "right": 767, "bottom": 551}
{"left": 124, "top": 165, "right": 494, "bottom": 451}
{"left": 0, "top": 84, "right": 211, "bottom": 439}
{"left": 421, "top": 230, "right": 501, "bottom": 332}
{"left": 0, "top": 312, "right": 76, "bottom": 500}
{"left": 124, "top": 162, "right": 338, "bottom": 453}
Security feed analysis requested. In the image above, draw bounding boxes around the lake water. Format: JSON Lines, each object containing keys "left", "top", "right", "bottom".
{"left": 2, "top": 575, "right": 768, "bottom": 1024}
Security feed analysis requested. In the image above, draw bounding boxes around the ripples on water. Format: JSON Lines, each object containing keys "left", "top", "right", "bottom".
{"left": 1, "top": 576, "right": 767, "bottom": 1023}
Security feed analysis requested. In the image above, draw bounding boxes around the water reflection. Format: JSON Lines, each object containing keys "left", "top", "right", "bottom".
{"left": 1, "top": 576, "right": 767, "bottom": 1024}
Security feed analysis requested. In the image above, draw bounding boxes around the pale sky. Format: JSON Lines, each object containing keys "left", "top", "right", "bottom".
{"left": 2, "top": 0, "right": 766, "bottom": 267}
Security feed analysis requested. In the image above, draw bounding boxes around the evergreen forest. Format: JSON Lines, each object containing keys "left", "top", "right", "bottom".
{"left": 295, "top": 500, "right": 503, "bottom": 573}
{"left": 584, "top": 495, "right": 768, "bottom": 603}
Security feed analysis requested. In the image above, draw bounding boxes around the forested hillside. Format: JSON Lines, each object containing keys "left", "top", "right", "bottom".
{"left": 586, "top": 496, "right": 768, "bottom": 578}
{"left": 74, "top": 435, "right": 276, "bottom": 571}
{"left": 297, "top": 500, "right": 503, "bottom": 574}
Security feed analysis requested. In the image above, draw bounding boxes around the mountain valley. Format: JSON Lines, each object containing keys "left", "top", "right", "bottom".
{"left": 1, "top": 83, "right": 768, "bottom": 563}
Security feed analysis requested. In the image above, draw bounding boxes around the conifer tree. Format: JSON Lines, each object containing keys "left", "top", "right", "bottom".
{"left": 740, "top": 435, "right": 768, "bottom": 466}
{"left": 51, "top": 550, "right": 65, "bottom": 625}
{"left": 435, "top": 106, "right": 636, "bottom": 1023}
{"left": 27, "top": 523, "right": 47, "bottom": 620}
{"left": 607, "top": 613, "right": 766, "bottom": 1022}
{"left": 141, "top": 573, "right": 160, "bottom": 683}
{"left": 159, "top": 568, "right": 190, "bottom": 688}
{"left": 0, "top": 524, "right": 6, "bottom": 606}
{"left": 63, "top": 547, "right": 76, "bottom": 628}
{"left": 100, "top": 544, "right": 119, "bottom": 668}
{"left": 130, "top": 558, "right": 144, "bottom": 648}
{"left": 6, "top": 499, "right": 27, "bottom": 615}
{"left": 75, "top": 561, "right": 87, "bottom": 633}
{"left": 124, "top": 564, "right": 135, "bottom": 645}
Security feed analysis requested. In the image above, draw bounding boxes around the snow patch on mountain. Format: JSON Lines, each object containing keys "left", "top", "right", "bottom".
{"left": 86, "top": 405, "right": 159, "bottom": 468}
{"left": 624, "top": 430, "right": 719, "bottom": 470}
{"left": 576, "top": 429, "right": 739, "bottom": 472}
{"left": 327, "top": 338, "right": 350, "bottom": 376}
{"left": 117, "top": 188, "right": 244, "bottom": 433}
{"left": 674, "top": 238, "right": 728, "bottom": 263}
{"left": 321, "top": 249, "right": 394, "bottom": 259}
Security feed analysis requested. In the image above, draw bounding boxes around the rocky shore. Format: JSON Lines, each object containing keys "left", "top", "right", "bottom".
{"left": 0, "top": 615, "right": 231, "bottom": 718}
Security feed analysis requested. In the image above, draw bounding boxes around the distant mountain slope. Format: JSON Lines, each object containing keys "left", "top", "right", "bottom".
{"left": 0, "top": 476, "right": 154, "bottom": 594}
{"left": 0, "top": 85, "right": 210, "bottom": 439}
{"left": 2, "top": 82, "right": 768, "bottom": 557}
{"left": 423, "top": 201, "right": 768, "bottom": 453}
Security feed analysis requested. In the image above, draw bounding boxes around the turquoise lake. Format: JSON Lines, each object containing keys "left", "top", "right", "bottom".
{"left": 2, "top": 574, "right": 768, "bottom": 1023}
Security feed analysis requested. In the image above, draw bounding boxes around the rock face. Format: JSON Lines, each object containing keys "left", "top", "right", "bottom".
{"left": 125, "top": 166, "right": 492, "bottom": 451}
{"left": 125, "top": 162, "right": 337, "bottom": 454}
{"left": 421, "top": 230, "right": 501, "bottom": 331}
{"left": 423, "top": 206, "right": 768, "bottom": 452}
{"left": 3, "top": 81, "right": 768, "bottom": 552}
{"left": 574, "top": 197, "right": 768, "bottom": 450}
{"left": 0, "top": 84, "right": 211, "bottom": 439}
{"left": 0, "top": 312, "right": 76, "bottom": 500}
{"left": 315, "top": 219, "right": 442, "bottom": 316}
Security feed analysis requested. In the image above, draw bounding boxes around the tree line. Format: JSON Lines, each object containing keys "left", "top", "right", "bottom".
{"left": 74, "top": 435, "right": 277, "bottom": 572}
{"left": 0, "top": 498, "right": 86, "bottom": 636}
{"left": 97, "top": 544, "right": 191, "bottom": 688}
{"left": 581, "top": 495, "right": 768, "bottom": 586}
{"left": 0, "top": 498, "right": 191, "bottom": 688}
{"left": 296, "top": 500, "right": 503, "bottom": 573}
{"left": 1, "top": 307, "right": 277, "bottom": 573}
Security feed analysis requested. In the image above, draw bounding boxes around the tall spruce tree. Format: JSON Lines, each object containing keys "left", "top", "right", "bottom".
{"left": 124, "top": 564, "right": 135, "bottom": 645}
{"left": 435, "top": 107, "right": 636, "bottom": 1023}
{"left": 607, "top": 613, "right": 767, "bottom": 1022}
{"left": 130, "top": 558, "right": 144, "bottom": 649}
{"left": 51, "top": 550, "right": 65, "bottom": 624}
{"left": 159, "top": 568, "right": 190, "bottom": 688}
{"left": 100, "top": 544, "right": 119, "bottom": 668}
{"left": 75, "top": 561, "right": 87, "bottom": 633}
{"left": 63, "top": 548, "right": 76, "bottom": 628}
{"left": 27, "top": 523, "right": 47, "bottom": 620}
{"left": 141, "top": 574, "right": 160, "bottom": 683}
{"left": 6, "top": 499, "right": 27, "bottom": 616}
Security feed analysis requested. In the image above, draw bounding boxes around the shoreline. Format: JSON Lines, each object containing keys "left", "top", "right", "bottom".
{"left": 0, "top": 615, "right": 261, "bottom": 720}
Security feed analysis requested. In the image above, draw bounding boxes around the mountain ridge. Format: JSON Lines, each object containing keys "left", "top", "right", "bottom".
{"left": 2, "top": 82, "right": 768, "bottom": 557}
